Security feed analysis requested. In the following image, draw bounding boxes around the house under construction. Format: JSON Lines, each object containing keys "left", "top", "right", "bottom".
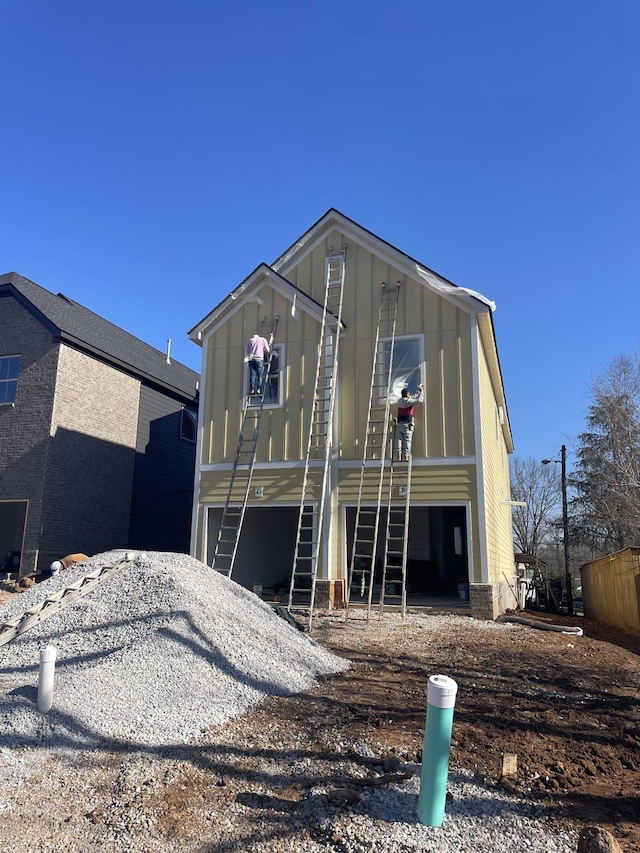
{"left": 188, "top": 209, "right": 515, "bottom": 621}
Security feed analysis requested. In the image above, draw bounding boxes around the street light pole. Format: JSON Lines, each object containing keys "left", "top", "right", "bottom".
{"left": 560, "top": 445, "right": 573, "bottom": 616}
{"left": 542, "top": 445, "right": 573, "bottom": 616}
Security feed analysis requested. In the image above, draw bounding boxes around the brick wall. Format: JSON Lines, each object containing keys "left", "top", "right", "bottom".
{"left": 469, "top": 577, "right": 515, "bottom": 620}
{"left": 40, "top": 345, "right": 140, "bottom": 568}
{"left": 0, "top": 299, "right": 58, "bottom": 574}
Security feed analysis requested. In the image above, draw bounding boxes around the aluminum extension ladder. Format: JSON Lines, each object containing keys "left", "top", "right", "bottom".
{"left": 0, "top": 554, "right": 139, "bottom": 647}
{"left": 211, "top": 318, "right": 279, "bottom": 578}
{"left": 288, "top": 247, "right": 347, "bottom": 624}
{"left": 379, "top": 437, "right": 412, "bottom": 617}
{"left": 345, "top": 281, "right": 401, "bottom": 619}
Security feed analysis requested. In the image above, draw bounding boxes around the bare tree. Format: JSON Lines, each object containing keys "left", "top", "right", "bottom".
{"left": 510, "top": 456, "right": 562, "bottom": 555}
{"left": 573, "top": 353, "right": 640, "bottom": 553}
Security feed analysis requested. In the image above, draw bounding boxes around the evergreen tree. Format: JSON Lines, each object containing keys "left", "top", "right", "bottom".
{"left": 573, "top": 354, "right": 640, "bottom": 553}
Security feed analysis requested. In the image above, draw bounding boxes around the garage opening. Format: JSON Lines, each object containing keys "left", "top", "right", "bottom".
{"left": 346, "top": 504, "right": 469, "bottom": 604}
{"left": 207, "top": 504, "right": 301, "bottom": 595}
{"left": 0, "top": 500, "right": 28, "bottom": 577}
{"left": 206, "top": 503, "right": 470, "bottom": 607}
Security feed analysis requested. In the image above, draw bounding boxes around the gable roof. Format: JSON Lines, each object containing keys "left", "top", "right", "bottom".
{"left": 188, "top": 263, "right": 339, "bottom": 344}
{"left": 0, "top": 272, "right": 199, "bottom": 401}
{"left": 272, "top": 208, "right": 497, "bottom": 313}
{"left": 271, "top": 208, "right": 512, "bottom": 449}
{"left": 187, "top": 209, "right": 512, "bottom": 449}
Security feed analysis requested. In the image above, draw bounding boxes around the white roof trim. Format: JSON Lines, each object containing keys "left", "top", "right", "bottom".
{"left": 273, "top": 209, "right": 497, "bottom": 315}
{"left": 188, "top": 264, "right": 330, "bottom": 344}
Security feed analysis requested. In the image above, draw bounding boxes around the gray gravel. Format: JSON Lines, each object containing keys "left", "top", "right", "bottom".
{"left": 0, "top": 551, "right": 579, "bottom": 851}
{"left": 0, "top": 550, "right": 348, "bottom": 749}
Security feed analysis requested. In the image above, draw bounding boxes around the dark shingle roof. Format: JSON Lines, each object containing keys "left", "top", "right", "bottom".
{"left": 0, "top": 272, "right": 199, "bottom": 400}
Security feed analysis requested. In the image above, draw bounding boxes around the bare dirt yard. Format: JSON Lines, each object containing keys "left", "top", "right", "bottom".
{"left": 315, "top": 608, "right": 640, "bottom": 851}
{"left": 1, "top": 579, "right": 639, "bottom": 852}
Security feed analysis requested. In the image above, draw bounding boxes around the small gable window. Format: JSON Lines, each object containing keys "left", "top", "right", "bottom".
{"left": 180, "top": 406, "right": 197, "bottom": 442}
{"left": 245, "top": 344, "right": 284, "bottom": 407}
{"left": 263, "top": 344, "right": 284, "bottom": 406}
{"left": 0, "top": 355, "right": 20, "bottom": 404}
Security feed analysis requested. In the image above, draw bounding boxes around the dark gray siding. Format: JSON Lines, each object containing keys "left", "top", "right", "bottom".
{"left": 128, "top": 385, "right": 196, "bottom": 553}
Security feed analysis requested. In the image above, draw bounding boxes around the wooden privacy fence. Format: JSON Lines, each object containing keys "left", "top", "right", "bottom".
{"left": 580, "top": 547, "right": 640, "bottom": 637}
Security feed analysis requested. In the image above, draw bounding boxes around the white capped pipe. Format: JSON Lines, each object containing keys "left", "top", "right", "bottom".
{"left": 427, "top": 674, "right": 458, "bottom": 708}
{"left": 38, "top": 645, "right": 57, "bottom": 713}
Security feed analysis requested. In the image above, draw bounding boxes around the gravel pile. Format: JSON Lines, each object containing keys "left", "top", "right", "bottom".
{"left": 0, "top": 551, "right": 579, "bottom": 851}
{"left": 0, "top": 550, "right": 348, "bottom": 749}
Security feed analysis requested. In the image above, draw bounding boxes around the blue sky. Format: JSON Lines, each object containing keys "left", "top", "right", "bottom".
{"left": 2, "top": 0, "right": 639, "bottom": 465}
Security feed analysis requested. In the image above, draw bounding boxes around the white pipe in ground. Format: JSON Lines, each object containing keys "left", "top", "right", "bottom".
{"left": 38, "top": 645, "right": 57, "bottom": 713}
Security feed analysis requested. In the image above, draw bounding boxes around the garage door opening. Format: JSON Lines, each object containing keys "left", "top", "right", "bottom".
{"left": 345, "top": 504, "right": 469, "bottom": 605}
{"left": 207, "top": 504, "right": 302, "bottom": 594}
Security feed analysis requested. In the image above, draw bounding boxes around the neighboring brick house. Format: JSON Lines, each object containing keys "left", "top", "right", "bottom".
{"left": 0, "top": 272, "right": 199, "bottom": 578}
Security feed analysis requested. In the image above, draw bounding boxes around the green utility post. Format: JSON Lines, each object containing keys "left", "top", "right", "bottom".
{"left": 417, "top": 674, "right": 458, "bottom": 827}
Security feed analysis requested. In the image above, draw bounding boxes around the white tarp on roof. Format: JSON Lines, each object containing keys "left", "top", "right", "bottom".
{"left": 416, "top": 265, "right": 496, "bottom": 312}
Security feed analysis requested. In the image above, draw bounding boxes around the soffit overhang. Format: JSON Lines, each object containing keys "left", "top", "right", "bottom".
{"left": 188, "top": 263, "right": 338, "bottom": 346}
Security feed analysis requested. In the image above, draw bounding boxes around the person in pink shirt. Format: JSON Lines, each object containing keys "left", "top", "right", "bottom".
{"left": 245, "top": 333, "right": 270, "bottom": 395}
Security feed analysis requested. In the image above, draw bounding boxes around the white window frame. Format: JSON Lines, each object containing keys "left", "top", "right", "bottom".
{"left": 378, "top": 334, "right": 424, "bottom": 402}
{"left": 243, "top": 343, "right": 285, "bottom": 408}
{"left": 0, "top": 355, "right": 20, "bottom": 405}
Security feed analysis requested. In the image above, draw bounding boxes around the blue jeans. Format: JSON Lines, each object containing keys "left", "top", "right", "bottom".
{"left": 249, "top": 358, "right": 265, "bottom": 393}
{"left": 397, "top": 420, "right": 414, "bottom": 456}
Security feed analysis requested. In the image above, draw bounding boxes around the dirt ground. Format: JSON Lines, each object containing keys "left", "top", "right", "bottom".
{"left": 311, "top": 607, "right": 640, "bottom": 851}
{"left": 174, "top": 605, "right": 640, "bottom": 852}
{"left": 245, "top": 606, "right": 640, "bottom": 851}
{"left": 1, "top": 578, "right": 639, "bottom": 851}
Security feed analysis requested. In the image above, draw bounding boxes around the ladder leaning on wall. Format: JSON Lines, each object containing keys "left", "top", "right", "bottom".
{"left": 211, "top": 317, "right": 279, "bottom": 579}
{"left": 379, "top": 434, "right": 412, "bottom": 617}
{"left": 288, "top": 247, "right": 347, "bottom": 624}
{"left": 345, "top": 281, "right": 401, "bottom": 620}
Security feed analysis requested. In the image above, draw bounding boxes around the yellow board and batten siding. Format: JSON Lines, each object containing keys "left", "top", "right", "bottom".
{"left": 478, "top": 332, "right": 513, "bottom": 584}
{"left": 192, "top": 213, "right": 514, "bottom": 594}
{"left": 282, "top": 229, "right": 488, "bottom": 586}
{"left": 286, "top": 230, "right": 476, "bottom": 463}
{"left": 200, "top": 290, "right": 323, "bottom": 466}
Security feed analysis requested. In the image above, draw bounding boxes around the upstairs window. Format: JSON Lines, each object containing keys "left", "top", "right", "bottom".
{"left": 0, "top": 355, "right": 20, "bottom": 404}
{"left": 180, "top": 406, "right": 197, "bottom": 442}
{"left": 379, "top": 335, "right": 423, "bottom": 401}
{"left": 245, "top": 344, "right": 284, "bottom": 407}
{"left": 263, "top": 344, "right": 284, "bottom": 406}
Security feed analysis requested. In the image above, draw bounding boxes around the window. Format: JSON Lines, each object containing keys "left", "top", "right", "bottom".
{"left": 0, "top": 355, "right": 20, "bottom": 404}
{"left": 379, "top": 336, "right": 422, "bottom": 400}
{"left": 264, "top": 344, "right": 285, "bottom": 405}
{"left": 180, "top": 406, "right": 197, "bottom": 442}
{"left": 246, "top": 344, "right": 285, "bottom": 407}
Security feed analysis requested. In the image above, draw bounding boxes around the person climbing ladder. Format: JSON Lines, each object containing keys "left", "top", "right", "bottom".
{"left": 396, "top": 384, "right": 424, "bottom": 461}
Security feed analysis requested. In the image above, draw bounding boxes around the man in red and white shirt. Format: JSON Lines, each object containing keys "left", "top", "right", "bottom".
{"left": 396, "top": 384, "right": 424, "bottom": 461}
